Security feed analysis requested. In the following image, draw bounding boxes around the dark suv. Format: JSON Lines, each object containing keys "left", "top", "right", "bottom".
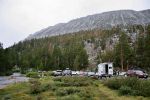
{"left": 127, "top": 69, "right": 148, "bottom": 79}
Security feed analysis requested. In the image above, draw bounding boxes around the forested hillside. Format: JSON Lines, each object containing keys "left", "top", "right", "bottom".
{"left": 0, "top": 25, "right": 150, "bottom": 75}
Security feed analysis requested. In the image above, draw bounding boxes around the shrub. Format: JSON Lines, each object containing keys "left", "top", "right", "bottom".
{"left": 131, "top": 90, "right": 141, "bottom": 96}
{"left": 29, "top": 79, "right": 57, "bottom": 94}
{"left": 78, "top": 87, "right": 94, "bottom": 99}
{"left": 29, "top": 79, "right": 41, "bottom": 94}
{"left": 119, "top": 85, "right": 132, "bottom": 95}
{"left": 139, "top": 80, "right": 150, "bottom": 97}
{"left": 54, "top": 76, "right": 93, "bottom": 87}
{"left": 103, "top": 78, "right": 122, "bottom": 89}
{"left": 37, "top": 95, "right": 42, "bottom": 100}
{"left": 103, "top": 77, "right": 150, "bottom": 97}
{"left": 123, "top": 77, "right": 139, "bottom": 88}
{"left": 3, "top": 94, "right": 11, "bottom": 100}
{"left": 26, "top": 72, "right": 39, "bottom": 78}
{"left": 40, "top": 83, "right": 50, "bottom": 92}
{"left": 40, "top": 82, "right": 57, "bottom": 92}
{"left": 53, "top": 77, "right": 62, "bottom": 82}
{"left": 55, "top": 82, "right": 68, "bottom": 87}
{"left": 56, "top": 88, "right": 80, "bottom": 96}
{"left": 48, "top": 71, "right": 54, "bottom": 76}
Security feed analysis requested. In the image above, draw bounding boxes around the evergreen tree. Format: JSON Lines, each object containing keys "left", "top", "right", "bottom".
{"left": 101, "top": 50, "right": 114, "bottom": 62}
{"left": 0, "top": 43, "right": 5, "bottom": 75}
{"left": 114, "top": 31, "right": 132, "bottom": 71}
{"left": 73, "top": 55, "right": 80, "bottom": 70}
{"left": 52, "top": 45, "right": 62, "bottom": 69}
{"left": 78, "top": 48, "right": 88, "bottom": 70}
{"left": 0, "top": 43, "right": 13, "bottom": 75}
{"left": 135, "top": 34, "right": 145, "bottom": 68}
{"left": 144, "top": 25, "right": 150, "bottom": 69}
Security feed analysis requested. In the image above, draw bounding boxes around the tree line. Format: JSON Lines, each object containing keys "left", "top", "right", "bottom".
{"left": 0, "top": 25, "right": 150, "bottom": 75}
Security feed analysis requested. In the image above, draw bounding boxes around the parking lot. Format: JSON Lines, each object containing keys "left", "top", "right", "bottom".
{"left": 52, "top": 68, "right": 149, "bottom": 80}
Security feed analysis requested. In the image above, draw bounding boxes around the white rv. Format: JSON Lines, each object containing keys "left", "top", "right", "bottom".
{"left": 97, "top": 62, "right": 113, "bottom": 77}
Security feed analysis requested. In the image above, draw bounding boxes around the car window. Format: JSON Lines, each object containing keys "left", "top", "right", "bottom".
{"left": 136, "top": 70, "right": 143, "bottom": 74}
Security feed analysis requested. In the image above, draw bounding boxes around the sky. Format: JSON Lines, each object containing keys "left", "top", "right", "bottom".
{"left": 0, "top": 0, "right": 150, "bottom": 48}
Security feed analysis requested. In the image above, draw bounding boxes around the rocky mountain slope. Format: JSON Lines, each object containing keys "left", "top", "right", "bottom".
{"left": 27, "top": 9, "right": 150, "bottom": 39}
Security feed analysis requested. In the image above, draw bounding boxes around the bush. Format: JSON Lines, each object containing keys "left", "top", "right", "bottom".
{"left": 29, "top": 79, "right": 41, "bottom": 94}
{"left": 54, "top": 76, "right": 93, "bottom": 87}
{"left": 53, "top": 77, "right": 62, "bottom": 82}
{"left": 103, "top": 78, "right": 122, "bottom": 89}
{"left": 131, "top": 90, "right": 141, "bottom": 96}
{"left": 56, "top": 88, "right": 80, "bottom": 96}
{"left": 78, "top": 87, "right": 94, "bottom": 99}
{"left": 139, "top": 80, "right": 150, "bottom": 97}
{"left": 123, "top": 77, "right": 139, "bottom": 88}
{"left": 119, "top": 85, "right": 132, "bottom": 95}
{"left": 29, "top": 79, "right": 58, "bottom": 94}
{"left": 103, "top": 77, "right": 150, "bottom": 97}
{"left": 40, "top": 82, "right": 57, "bottom": 92}
{"left": 26, "top": 72, "right": 39, "bottom": 78}
{"left": 48, "top": 71, "right": 54, "bottom": 76}
{"left": 3, "top": 94, "right": 11, "bottom": 100}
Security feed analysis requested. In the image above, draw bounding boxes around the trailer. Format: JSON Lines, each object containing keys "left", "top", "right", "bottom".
{"left": 97, "top": 62, "right": 113, "bottom": 78}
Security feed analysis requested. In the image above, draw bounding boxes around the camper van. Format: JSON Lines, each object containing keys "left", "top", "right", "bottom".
{"left": 97, "top": 62, "right": 113, "bottom": 78}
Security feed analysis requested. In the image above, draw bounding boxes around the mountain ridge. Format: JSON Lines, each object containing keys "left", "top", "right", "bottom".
{"left": 27, "top": 9, "right": 150, "bottom": 40}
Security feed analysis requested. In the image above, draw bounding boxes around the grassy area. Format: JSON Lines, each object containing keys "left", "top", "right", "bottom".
{"left": 0, "top": 76, "right": 150, "bottom": 100}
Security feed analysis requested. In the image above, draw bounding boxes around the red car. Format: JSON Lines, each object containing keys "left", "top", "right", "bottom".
{"left": 127, "top": 69, "right": 148, "bottom": 79}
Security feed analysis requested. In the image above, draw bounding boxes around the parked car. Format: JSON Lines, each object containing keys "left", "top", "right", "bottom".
{"left": 83, "top": 71, "right": 88, "bottom": 76}
{"left": 119, "top": 71, "right": 127, "bottom": 76}
{"left": 62, "top": 68, "right": 72, "bottom": 76}
{"left": 71, "top": 71, "right": 77, "bottom": 75}
{"left": 87, "top": 72, "right": 95, "bottom": 77}
{"left": 53, "top": 70, "right": 62, "bottom": 76}
{"left": 76, "top": 71, "right": 80, "bottom": 75}
{"left": 127, "top": 69, "right": 148, "bottom": 79}
{"left": 79, "top": 71, "right": 84, "bottom": 76}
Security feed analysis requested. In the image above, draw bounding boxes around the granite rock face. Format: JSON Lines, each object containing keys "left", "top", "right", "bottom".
{"left": 27, "top": 9, "right": 150, "bottom": 39}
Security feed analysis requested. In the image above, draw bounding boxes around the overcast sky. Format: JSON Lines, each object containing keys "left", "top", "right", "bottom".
{"left": 0, "top": 0, "right": 150, "bottom": 48}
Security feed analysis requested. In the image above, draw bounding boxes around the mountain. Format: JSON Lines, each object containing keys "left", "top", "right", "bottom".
{"left": 27, "top": 9, "right": 150, "bottom": 39}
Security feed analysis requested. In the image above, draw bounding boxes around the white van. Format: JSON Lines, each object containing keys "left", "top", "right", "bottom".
{"left": 97, "top": 62, "right": 113, "bottom": 78}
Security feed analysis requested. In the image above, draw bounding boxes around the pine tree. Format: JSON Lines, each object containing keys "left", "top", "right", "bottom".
{"left": 135, "top": 34, "right": 145, "bottom": 68}
{"left": 73, "top": 55, "right": 80, "bottom": 70}
{"left": 114, "top": 31, "right": 132, "bottom": 71}
{"left": 144, "top": 25, "right": 150, "bottom": 69}
{"left": 0, "top": 43, "right": 13, "bottom": 75}
{"left": 78, "top": 48, "right": 88, "bottom": 70}
{"left": 0, "top": 43, "right": 5, "bottom": 75}
{"left": 52, "top": 45, "right": 62, "bottom": 69}
{"left": 101, "top": 50, "right": 114, "bottom": 62}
